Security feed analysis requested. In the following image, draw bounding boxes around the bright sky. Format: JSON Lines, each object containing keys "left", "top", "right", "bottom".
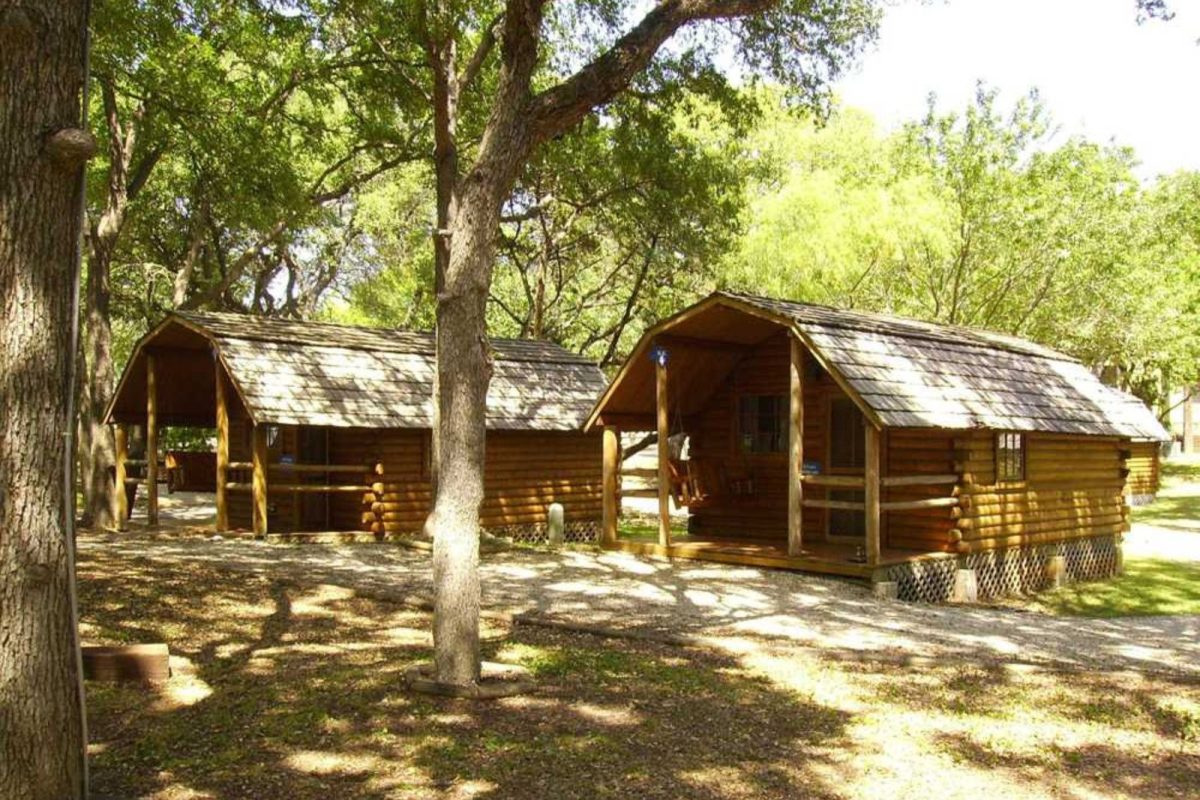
{"left": 834, "top": 0, "right": 1200, "bottom": 179}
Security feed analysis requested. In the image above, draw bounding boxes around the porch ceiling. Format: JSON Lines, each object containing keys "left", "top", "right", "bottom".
{"left": 594, "top": 301, "right": 788, "bottom": 429}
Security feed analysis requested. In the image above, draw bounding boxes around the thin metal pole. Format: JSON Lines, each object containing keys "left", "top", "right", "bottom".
{"left": 63, "top": 2, "right": 94, "bottom": 795}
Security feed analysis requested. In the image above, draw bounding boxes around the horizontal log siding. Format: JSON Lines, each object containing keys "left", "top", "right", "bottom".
{"left": 329, "top": 428, "right": 602, "bottom": 535}
{"left": 954, "top": 430, "right": 1129, "bottom": 552}
{"left": 1125, "top": 441, "right": 1161, "bottom": 498}
{"left": 884, "top": 429, "right": 958, "bottom": 552}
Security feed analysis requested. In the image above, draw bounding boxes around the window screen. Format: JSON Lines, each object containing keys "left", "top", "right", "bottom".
{"left": 738, "top": 395, "right": 786, "bottom": 454}
{"left": 830, "top": 398, "right": 865, "bottom": 469}
{"left": 996, "top": 432, "right": 1025, "bottom": 481}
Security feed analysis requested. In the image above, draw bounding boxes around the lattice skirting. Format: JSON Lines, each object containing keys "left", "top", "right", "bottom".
{"left": 483, "top": 519, "right": 600, "bottom": 545}
{"left": 878, "top": 559, "right": 959, "bottom": 603}
{"left": 879, "top": 535, "right": 1122, "bottom": 603}
{"left": 1128, "top": 493, "right": 1157, "bottom": 507}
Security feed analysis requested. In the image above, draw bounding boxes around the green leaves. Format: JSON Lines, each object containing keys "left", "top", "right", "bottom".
{"left": 724, "top": 85, "right": 1200, "bottom": 412}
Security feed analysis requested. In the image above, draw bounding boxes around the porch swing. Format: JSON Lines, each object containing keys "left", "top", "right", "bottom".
{"left": 664, "top": 399, "right": 744, "bottom": 509}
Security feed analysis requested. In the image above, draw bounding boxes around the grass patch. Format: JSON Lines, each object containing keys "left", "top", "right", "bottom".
{"left": 618, "top": 520, "right": 691, "bottom": 542}
{"left": 1032, "top": 557, "right": 1200, "bottom": 617}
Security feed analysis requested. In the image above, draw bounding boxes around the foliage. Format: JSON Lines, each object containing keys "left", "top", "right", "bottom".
{"left": 723, "top": 85, "right": 1200, "bottom": 413}
{"left": 90, "top": 0, "right": 423, "bottom": 331}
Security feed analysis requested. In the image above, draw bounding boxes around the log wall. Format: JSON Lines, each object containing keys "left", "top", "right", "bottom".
{"left": 883, "top": 429, "right": 958, "bottom": 552}
{"left": 227, "top": 424, "right": 601, "bottom": 535}
{"left": 1125, "top": 440, "right": 1161, "bottom": 500}
{"left": 954, "top": 430, "right": 1129, "bottom": 553}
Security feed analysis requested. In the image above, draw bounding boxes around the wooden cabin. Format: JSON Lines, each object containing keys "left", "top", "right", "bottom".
{"left": 105, "top": 312, "right": 607, "bottom": 542}
{"left": 1106, "top": 388, "right": 1169, "bottom": 506}
{"left": 589, "top": 292, "right": 1169, "bottom": 601}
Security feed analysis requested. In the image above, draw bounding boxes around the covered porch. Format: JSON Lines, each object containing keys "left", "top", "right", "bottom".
{"left": 590, "top": 295, "right": 965, "bottom": 577}
{"left": 105, "top": 316, "right": 378, "bottom": 537}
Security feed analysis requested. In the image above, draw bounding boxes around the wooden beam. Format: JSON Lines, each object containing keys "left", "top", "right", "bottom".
{"left": 879, "top": 496, "right": 959, "bottom": 511}
{"left": 252, "top": 424, "right": 269, "bottom": 537}
{"left": 215, "top": 361, "right": 229, "bottom": 532}
{"left": 594, "top": 412, "right": 657, "bottom": 431}
{"left": 655, "top": 356, "right": 671, "bottom": 547}
{"left": 865, "top": 424, "right": 881, "bottom": 567}
{"left": 788, "top": 334, "right": 804, "bottom": 557}
{"left": 114, "top": 424, "right": 129, "bottom": 529}
{"left": 801, "top": 474, "right": 865, "bottom": 488}
{"left": 602, "top": 426, "right": 620, "bottom": 546}
{"left": 881, "top": 473, "right": 958, "bottom": 487}
{"left": 145, "top": 353, "right": 159, "bottom": 526}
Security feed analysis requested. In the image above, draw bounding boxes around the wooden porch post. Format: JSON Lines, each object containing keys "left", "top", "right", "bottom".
{"left": 865, "top": 423, "right": 881, "bottom": 566}
{"left": 252, "top": 424, "right": 269, "bottom": 536}
{"left": 214, "top": 361, "right": 229, "bottom": 532}
{"left": 788, "top": 335, "right": 804, "bottom": 556}
{"left": 145, "top": 353, "right": 159, "bottom": 526}
{"left": 114, "top": 424, "right": 129, "bottom": 529}
{"left": 656, "top": 354, "right": 671, "bottom": 547}
{"left": 601, "top": 426, "right": 620, "bottom": 546}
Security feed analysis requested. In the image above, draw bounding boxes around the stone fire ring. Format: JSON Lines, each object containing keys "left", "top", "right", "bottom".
{"left": 404, "top": 661, "right": 535, "bottom": 699}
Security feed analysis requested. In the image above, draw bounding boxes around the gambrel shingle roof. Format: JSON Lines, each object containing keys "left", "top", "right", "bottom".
{"left": 589, "top": 291, "right": 1169, "bottom": 441}
{"left": 107, "top": 312, "right": 606, "bottom": 432}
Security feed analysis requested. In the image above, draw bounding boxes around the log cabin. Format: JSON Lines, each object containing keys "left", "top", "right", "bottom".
{"left": 1107, "top": 388, "right": 1168, "bottom": 506}
{"left": 105, "top": 312, "right": 607, "bottom": 542}
{"left": 588, "top": 292, "right": 1169, "bottom": 601}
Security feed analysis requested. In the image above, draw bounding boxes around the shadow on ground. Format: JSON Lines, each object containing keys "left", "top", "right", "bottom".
{"left": 81, "top": 549, "right": 849, "bottom": 799}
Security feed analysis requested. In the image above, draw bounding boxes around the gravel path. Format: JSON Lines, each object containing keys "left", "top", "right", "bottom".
{"left": 78, "top": 530, "right": 1199, "bottom": 678}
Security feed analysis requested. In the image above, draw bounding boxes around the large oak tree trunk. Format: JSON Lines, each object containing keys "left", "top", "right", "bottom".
{"left": 0, "top": 1, "right": 90, "bottom": 797}
{"left": 430, "top": 180, "right": 501, "bottom": 686}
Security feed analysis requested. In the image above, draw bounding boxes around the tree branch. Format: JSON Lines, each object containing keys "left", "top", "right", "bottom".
{"left": 528, "top": 0, "right": 776, "bottom": 145}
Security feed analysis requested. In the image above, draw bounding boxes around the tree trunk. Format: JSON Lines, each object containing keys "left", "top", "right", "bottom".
{"left": 79, "top": 82, "right": 139, "bottom": 531}
{"left": 81, "top": 245, "right": 119, "bottom": 530}
{"left": 0, "top": 1, "right": 90, "bottom": 797}
{"left": 430, "top": 178, "right": 500, "bottom": 687}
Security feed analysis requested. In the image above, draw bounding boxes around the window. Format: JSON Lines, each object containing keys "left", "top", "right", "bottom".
{"left": 996, "top": 432, "right": 1025, "bottom": 481}
{"left": 738, "top": 395, "right": 786, "bottom": 454}
{"left": 829, "top": 397, "right": 865, "bottom": 470}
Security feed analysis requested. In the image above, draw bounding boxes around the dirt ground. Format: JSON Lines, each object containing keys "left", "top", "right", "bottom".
{"left": 81, "top": 529, "right": 1200, "bottom": 678}
{"left": 79, "top": 545, "right": 1200, "bottom": 800}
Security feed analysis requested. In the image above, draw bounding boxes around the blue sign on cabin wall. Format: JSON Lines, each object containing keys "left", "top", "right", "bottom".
{"left": 802, "top": 460, "right": 822, "bottom": 475}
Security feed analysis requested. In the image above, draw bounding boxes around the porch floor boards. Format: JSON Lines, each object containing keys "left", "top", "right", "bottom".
{"left": 606, "top": 535, "right": 953, "bottom": 579}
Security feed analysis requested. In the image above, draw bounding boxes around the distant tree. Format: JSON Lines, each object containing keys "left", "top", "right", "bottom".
{"left": 725, "top": 85, "right": 1200, "bottom": 412}
{"left": 0, "top": 1, "right": 90, "bottom": 797}
{"left": 490, "top": 93, "right": 749, "bottom": 367}
{"left": 78, "top": 0, "right": 423, "bottom": 528}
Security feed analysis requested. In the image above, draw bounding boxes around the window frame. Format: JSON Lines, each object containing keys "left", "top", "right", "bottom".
{"left": 736, "top": 393, "right": 788, "bottom": 455}
{"left": 995, "top": 431, "right": 1026, "bottom": 482}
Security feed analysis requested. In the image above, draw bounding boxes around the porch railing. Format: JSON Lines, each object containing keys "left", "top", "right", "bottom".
{"left": 800, "top": 473, "right": 960, "bottom": 512}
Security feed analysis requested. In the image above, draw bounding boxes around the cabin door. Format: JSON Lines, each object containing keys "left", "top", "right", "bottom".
{"left": 827, "top": 397, "right": 866, "bottom": 541}
{"left": 298, "top": 427, "right": 330, "bottom": 531}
